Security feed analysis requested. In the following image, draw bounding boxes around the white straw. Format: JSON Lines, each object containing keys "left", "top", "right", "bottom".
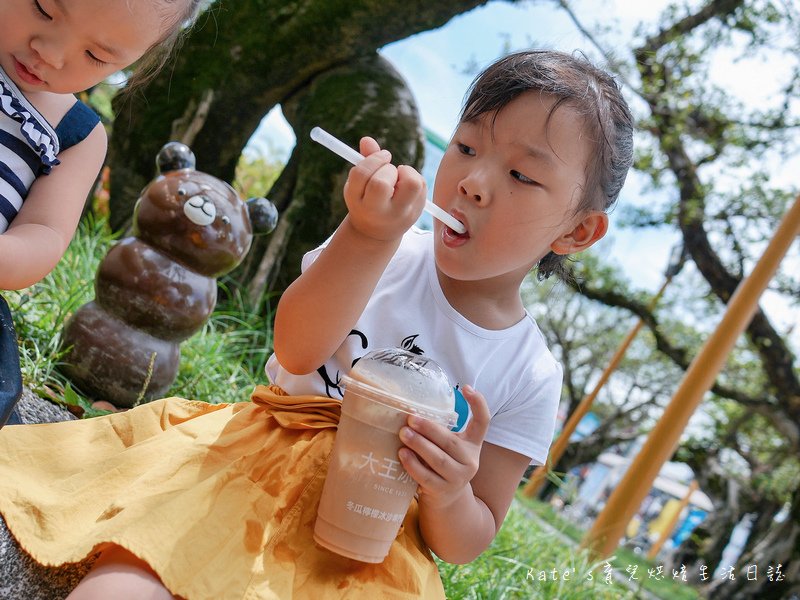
{"left": 310, "top": 127, "right": 466, "bottom": 234}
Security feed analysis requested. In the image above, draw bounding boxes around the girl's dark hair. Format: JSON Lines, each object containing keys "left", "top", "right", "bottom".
{"left": 461, "top": 50, "right": 634, "bottom": 280}
{"left": 123, "top": 0, "right": 204, "bottom": 92}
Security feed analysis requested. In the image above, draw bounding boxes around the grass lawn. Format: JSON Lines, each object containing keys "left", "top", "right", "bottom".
{"left": 438, "top": 496, "right": 639, "bottom": 599}
{"left": 518, "top": 497, "right": 701, "bottom": 600}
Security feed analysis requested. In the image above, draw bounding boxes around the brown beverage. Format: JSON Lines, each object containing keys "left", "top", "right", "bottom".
{"left": 314, "top": 348, "right": 457, "bottom": 563}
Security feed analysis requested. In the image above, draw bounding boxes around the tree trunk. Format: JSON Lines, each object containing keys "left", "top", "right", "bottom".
{"left": 107, "top": 0, "right": 489, "bottom": 232}
{"left": 234, "top": 53, "right": 425, "bottom": 307}
{"left": 721, "top": 490, "right": 800, "bottom": 599}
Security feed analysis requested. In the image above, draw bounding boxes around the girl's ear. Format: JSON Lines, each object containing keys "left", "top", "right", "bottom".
{"left": 550, "top": 211, "right": 608, "bottom": 255}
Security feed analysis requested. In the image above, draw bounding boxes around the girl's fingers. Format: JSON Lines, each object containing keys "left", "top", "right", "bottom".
{"left": 341, "top": 137, "right": 423, "bottom": 238}
{"left": 398, "top": 388, "right": 492, "bottom": 494}
{"left": 399, "top": 423, "right": 457, "bottom": 478}
{"left": 460, "top": 385, "right": 491, "bottom": 444}
{"left": 343, "top": 150, "right": 392, "bottom": 203}
{"left": 402, "top": 386, "right": 490, "bottom": 463}
{"left": 353, "top": 150, "right": 392, "bottom": 182}
{"left": 393, "top": 165, "right": 427, "bottom": 213}
{"left": 359, "top": 136, "right": 383, "bottom": 157}
{"left": 362, "top": 162, "right": 399, "bottom": 205}
{"left": 398, "top": 445, "right": 446, "bottom": 489}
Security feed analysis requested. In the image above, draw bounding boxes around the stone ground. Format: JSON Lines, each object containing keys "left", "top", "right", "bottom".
{"left": 0, "top": 388, "right": 97, "bottom": 600}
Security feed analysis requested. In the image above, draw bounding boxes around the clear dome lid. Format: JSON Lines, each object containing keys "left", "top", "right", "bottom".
{"left": 343, "top": 348, "right": 457, "bottom": 427}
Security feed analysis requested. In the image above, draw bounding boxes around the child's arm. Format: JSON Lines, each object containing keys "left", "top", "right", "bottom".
{"left": 398, "top": 386, "right": 532, "bottom": 564}
{"left": 0, "top": 124, "right": 107, "bottom": 290}
{"left": 273, "top": 137, "right": 426, "bottom": 375}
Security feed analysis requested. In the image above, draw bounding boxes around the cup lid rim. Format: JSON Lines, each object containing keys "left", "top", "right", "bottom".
{"left": 341, "top": 374, "right": 458, "bottom": 428}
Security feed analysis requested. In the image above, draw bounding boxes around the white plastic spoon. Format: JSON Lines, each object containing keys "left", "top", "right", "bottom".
{"left": 310, "top": 126, "right": 466, "bottom": 234}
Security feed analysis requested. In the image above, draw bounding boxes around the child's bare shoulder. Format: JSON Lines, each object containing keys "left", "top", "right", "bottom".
{"left": 25, "top": 92, "right": 79, "bottom": 128}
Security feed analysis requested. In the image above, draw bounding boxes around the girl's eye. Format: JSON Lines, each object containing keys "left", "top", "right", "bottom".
{"left": 33, "top": 0, "right": 52, "bottom": 20}
{"left": 511, "top": 170, "right": 537, "bottom": 185}
{"left": 86, "top": 51, "right": 107, "bottom": 67}
{"left": 457, "top": 143, "right": 475, "bottom": 156}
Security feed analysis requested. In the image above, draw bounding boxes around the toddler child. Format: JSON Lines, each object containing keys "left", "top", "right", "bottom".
{"left": 0, "top": 0, "right": 203, "bottom": 426}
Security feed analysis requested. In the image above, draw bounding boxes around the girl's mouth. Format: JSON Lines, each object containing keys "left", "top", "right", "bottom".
{"left": 14, "top": 59, "right": 44, "bottom": 86}
{"left": 442, "top": 223, "right": 470, "bottom": 247}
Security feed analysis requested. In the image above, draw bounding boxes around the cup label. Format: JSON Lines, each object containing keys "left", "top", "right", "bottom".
{"left": 344, "top": 501, "right": 406, "bottom": 524}
{"left": 357, "top": 451, "right": 413, "bottom": 483}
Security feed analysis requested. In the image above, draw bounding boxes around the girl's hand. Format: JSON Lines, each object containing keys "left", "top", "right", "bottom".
{"left": 342, "top": 137, "right": 426, "bottom": 242}
{"left": 398, "top": 385, "right": 491, "bottom": 511}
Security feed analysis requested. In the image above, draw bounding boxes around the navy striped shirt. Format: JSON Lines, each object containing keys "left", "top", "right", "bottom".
{"left": 0, "top": 66, "right": 99, "bottom": 233}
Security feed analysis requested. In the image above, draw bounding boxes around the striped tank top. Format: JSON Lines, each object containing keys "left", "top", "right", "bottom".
{"left": 0, "top": 66, "right": 100, "bottom": 233}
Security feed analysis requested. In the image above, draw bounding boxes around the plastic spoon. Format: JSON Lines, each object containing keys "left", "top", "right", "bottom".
{"left": 310, "top": 126, "right": 466, "bottom": 234}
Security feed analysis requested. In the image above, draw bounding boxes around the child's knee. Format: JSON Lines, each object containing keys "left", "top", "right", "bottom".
{"left": 67, "top": 545, "right": 176, "bottom": 600}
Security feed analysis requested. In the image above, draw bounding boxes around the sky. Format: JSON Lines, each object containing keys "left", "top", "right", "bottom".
{"left": 245, "top": 0, "right": 799, "bottom": 349}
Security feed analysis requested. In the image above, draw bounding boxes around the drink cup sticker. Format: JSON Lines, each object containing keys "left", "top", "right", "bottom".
{"left": 452, "top": 386, "right": 470, "bottom": 432}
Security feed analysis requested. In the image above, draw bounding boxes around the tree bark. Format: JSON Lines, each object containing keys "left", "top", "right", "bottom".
{"left": 107, "top": 0, "right": 490, "bottom": 232}
{"left": 236, "top": 53, "right": 425, "bottom": 306}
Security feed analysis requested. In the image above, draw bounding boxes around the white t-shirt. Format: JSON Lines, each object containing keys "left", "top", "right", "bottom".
{"left": 266, "top": 228, "right": 562, "bottom": 465}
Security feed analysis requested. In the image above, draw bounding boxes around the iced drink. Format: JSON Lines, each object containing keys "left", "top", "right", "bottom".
{"left": 314, "top": 348, "right": 457, "bottom": 563}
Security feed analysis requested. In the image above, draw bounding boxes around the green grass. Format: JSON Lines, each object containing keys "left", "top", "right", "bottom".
{"left": 438, "top": 498, "right": 637, "bottom": 599}
{"left": 7, "top": 216, "right": 700, "bottom": 600}
{"left": 8, "top": 215, "right": 112, "bottom": 414}
{"left": 521, "top": 494, "right": 585, "bottom": 542}
{"left": 516, "top": 496, "right": 701, "bottom": 600}
{"left": 171, "top": 289, "right": 273, "bottom": 404}
{"left": 610, "top": 545, "right": 700, "bottom": 600}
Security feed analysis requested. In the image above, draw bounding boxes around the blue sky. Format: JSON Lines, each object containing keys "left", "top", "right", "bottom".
{"left": 246, "top": 0, "right": 798, "bottom": 346}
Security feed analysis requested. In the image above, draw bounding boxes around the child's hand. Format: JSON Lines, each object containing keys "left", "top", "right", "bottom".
{"left": 398, "top": 385, "right": 491, "bottom": 511}
{"left": 342, "top": 137, "right": 426, "bottom": 242}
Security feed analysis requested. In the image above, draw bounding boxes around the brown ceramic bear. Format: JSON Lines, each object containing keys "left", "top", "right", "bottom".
{"left": 61, "top": 142, "right": 277, "bottom": 408}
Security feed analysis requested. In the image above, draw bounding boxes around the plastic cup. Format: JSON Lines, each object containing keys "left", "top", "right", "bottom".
{"left": 313, "top": 348, "right": 457, "bottom": 563}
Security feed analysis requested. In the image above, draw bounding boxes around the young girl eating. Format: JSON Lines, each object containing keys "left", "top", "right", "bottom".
{"left": 0, "top": 49, "right": 634, "bottom": 599}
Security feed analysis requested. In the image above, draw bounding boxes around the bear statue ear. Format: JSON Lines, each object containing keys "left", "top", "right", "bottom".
{"left": 156, "top": 142, "right": 196, "bottom": 174}
{"left": 246, "top": 197, "right": 279, "bottom": 235}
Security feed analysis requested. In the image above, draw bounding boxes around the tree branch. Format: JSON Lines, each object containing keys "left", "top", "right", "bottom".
{"left": 563, "top": 275, "right": 800, "bottom": 448}
{"left": 642, "top": 0, "right": 744, "bottom": 53}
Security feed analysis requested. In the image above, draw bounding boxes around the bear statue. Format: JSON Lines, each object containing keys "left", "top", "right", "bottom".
{"left": 61, "top": 142, "right": 278, "bottom": 408}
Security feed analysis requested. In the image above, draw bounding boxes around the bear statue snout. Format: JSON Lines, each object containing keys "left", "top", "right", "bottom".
{"left": 183, "top": 194, "right": 217, "bottom": 226}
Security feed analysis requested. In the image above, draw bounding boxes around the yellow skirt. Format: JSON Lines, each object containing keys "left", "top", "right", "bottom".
{"left": 0, "top": 386, "right": 445, "bottom": 600}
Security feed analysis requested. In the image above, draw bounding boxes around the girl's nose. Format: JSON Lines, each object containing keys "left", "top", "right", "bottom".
{"left": 30, "top": 37, "right": 65, "bottom": 70}
{"left": 459, "top": 174, "right": 488, "bottom": 205}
